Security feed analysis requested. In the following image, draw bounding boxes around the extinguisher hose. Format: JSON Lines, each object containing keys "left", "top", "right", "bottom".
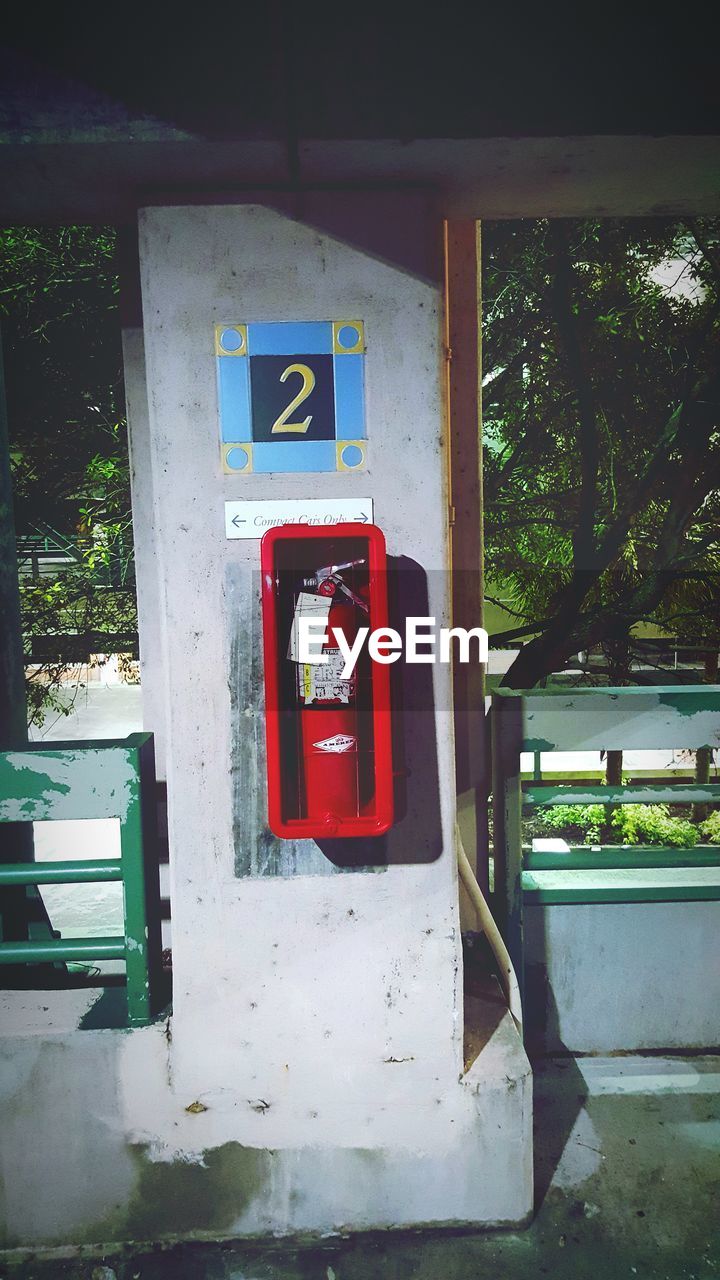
{"left": 455, "top": 824, "right": 523, "bottom": 1036}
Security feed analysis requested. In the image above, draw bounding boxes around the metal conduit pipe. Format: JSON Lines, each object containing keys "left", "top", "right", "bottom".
{"left": 455, "top": 823, "right": 523, "bottom": 1035}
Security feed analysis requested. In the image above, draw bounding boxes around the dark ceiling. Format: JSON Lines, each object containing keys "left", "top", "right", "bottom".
{"left": 2, "top": 2, "right": 718, "bottom": 140}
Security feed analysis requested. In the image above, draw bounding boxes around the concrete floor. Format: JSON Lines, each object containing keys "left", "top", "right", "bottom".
{"left": 28, "top": 682, "right": 143, "bottom": 744}
{"left": 3, "top": 1054, "right": 718, "bottom": 1280}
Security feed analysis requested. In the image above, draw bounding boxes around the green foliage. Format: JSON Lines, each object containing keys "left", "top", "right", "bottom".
{"left": 0, "top": 225, "right": 136, "bottom": 722}
{"left": 1, "top": 226, "right": 124, "bottom": 522}
{"left": 537, "top": 804, "right": 607, "bottom": 844}
{"left": 20, "top": 569, "right": 138, "bottom": 725}
{"left": 609, "top": 805, "right": 698, "bottom": 848}
{"left": 536, "top": 803, "right": 699, "bottom": 848}
{"left": 483, "top": 217, "right": 720, "bottom": 686}
{"left": 699, "top": 811, "right": 720, "bottom": 844}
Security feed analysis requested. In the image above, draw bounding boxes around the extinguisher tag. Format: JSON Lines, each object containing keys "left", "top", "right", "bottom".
{"left": 312, "top": 733, "right": 358, "bottom": 753}
{"left": 287, "top": 592, "right": 332, "bottom": 662}
{"left": 298, "top": 649, "right": 355, "bottom": 704}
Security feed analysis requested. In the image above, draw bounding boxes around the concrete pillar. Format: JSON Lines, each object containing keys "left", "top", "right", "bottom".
{"left": 123, "top": 199, "right": 531, "bottom": 1234}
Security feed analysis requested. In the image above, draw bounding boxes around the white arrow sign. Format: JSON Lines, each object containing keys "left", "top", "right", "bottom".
{"left": 225, "top": 498, "right": 374, "bottom": 540}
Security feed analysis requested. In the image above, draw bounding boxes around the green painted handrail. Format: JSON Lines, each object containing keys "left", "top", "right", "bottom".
{"left": 493, "top": 683, "right": 720, "bottom": 752}
{"left": 0, "top": 937, "right": 127, "bottom": 964}
{"left": 0, "top": 860, "right": 123, "bottom": 885}
{"left": 520, "top": 879, "right": 720, "bottom": 905}
{"left": 0, "top": 733, "right": 163, "bottom": 1027}
{"left": 523, "top": 783, "right": 720, "bottom": 808}
{"left": 525, "top": 847, "right": 720, "bottom": 871}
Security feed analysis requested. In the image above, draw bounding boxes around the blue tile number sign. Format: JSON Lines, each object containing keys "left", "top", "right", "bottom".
{"left": 215, "top": 321, "right": 367, "bottom": 474}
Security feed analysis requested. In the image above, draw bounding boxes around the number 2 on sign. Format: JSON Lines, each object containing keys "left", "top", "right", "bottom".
{"left": 271, "top": 363, "right": 315, "bottom": 434}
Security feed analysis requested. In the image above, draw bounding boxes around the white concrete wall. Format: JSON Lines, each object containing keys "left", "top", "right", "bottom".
{"left": 525, "top": 900, "right": 720, "bottom": 1053}
{"left": 136, "top": 202, "right": 455, "bottom": 1101}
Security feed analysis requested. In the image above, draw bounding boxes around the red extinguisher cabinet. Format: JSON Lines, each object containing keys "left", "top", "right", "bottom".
{"left": 261, "top": 522, "right": 393, "bottom": 839}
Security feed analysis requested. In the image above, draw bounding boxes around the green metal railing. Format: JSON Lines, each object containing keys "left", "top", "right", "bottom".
{"left": 16, "top": 524, "right": 135, "bottom": 588}
{"left": 526, "top": 846, "right": 720, "bottom": 871}
{"left": 491, "top": 685, "right": 720, "bottom": 993}
{"left": 524, "top": 783, "right": 720, "bottom": 807}
{"left": 0, "top": 732, "right": 163, "bottom": 1027}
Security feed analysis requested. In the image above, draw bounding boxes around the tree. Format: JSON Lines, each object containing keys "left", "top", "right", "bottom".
{"left": 0, "top": 226, "right": 136, "bottom": 724}
{"left": 482, "top": 217, "right": 720, "bottom": 701}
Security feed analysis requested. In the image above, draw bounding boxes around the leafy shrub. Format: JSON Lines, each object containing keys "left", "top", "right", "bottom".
{"left": 537, "top": 804, "right": 606, "bottom": 844}
{"left": 610, "top": 805, "right": 698, "bottom": 848}
{"left": 535, "top": 802, "right": 699, "bottom": 847}
{"left": 699, "top": 811, "right": 720, "bottom": 844}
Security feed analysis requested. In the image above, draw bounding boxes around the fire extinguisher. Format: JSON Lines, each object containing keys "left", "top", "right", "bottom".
{"left": 296, "top": 561, "right": 368, "bottom": 831}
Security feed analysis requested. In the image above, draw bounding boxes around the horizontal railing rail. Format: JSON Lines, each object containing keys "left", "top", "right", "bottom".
{"left": 0, "top": 733, "right": 163, "bottom": 1027}
{"left": 0, "top": 937, "right": 127, "bottom": 964}
{"left": 525, "top": 846, "right": 720, "bottom": 871}
{"left": 519, "top": 871, "right": 720, "bottom": 906}
{"left": 523, "top": 783, "right": 720, "bottom": 808}
{"left": 0, "top": 860, "right": 123, "bottom": 885}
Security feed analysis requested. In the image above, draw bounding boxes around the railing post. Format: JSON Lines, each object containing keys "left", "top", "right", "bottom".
{"left": 121, "top": 736, "right": 163, "bottom": 1026}
{"left": 491, "top": 693, "right": 525, "bottom": 996}
{"left": 139, "top": 734, "right": 164, "bottom": 1013}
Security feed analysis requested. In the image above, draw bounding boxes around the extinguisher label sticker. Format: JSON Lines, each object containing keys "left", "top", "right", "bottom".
{"left": 287, "top": 592, "right": 332, "bottom": 662}
{"left": 299, "top": 650, "right": 355, "bottom": 704}
{"left": 302, "top": 664, "right": 313, "bottom": 701}
{"left": 312, "top": 733, "right": 358, "bottom": 753}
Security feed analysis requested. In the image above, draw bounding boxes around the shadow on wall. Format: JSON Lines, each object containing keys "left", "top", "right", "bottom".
{"left": 228, "top": 555, "right": 442, "bottom": 878}
{"left": 532, "top": 1048, "right": 588, "bottom": 1211}
{"left": 320, "top": 556, "right": 443, "bottom": 869}
{"left": 525, "top": 907, "right": 587, "bottom": 1210}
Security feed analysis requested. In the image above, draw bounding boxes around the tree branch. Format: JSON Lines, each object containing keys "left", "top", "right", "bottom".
{"left": 501, "top": 363, "right": 720, "bottom": 688}
{"left": 548, "top": 222, "right": 600, "bottom": 569}
{"left": 686, "top": 219, "right": 720, "bottom": 291}
{"left": 488, "top": 620, "right": 553, "bottom": 644}
{"left": 482, "top": 338, "right": 538, "bottom": 405}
